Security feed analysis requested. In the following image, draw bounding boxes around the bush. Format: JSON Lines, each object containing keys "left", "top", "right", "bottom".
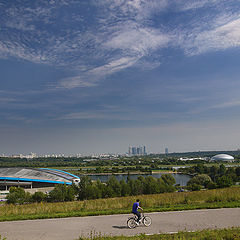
{"left": 187, "top": 174, "right": 212, "bottom": 188}
{"left": 161, "top": 174, "right": 176, "bottom": 186}
{"left": 7, "top": 187, "right": 31, "bottom": 204}
{"left": 206, "top": 181, "right": 218, "bottom": 189}
{"left": 31, "top": 191, "right": 47, "bottom": 203}
{"left": 216, "top": 176, "right": 233, "bottom": 188}
{"left": 187, "top": 183, "right": 202, "bottom": 191}
{"left": 48, "top": 184, "right": 76, "bottom": 202}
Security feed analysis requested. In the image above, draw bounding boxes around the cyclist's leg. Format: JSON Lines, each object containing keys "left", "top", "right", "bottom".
{"left": 132, "top": 212, "right": 140, "bottom": 222}
{"left": 136, "top": 211, "right": 141, "bottom": 222}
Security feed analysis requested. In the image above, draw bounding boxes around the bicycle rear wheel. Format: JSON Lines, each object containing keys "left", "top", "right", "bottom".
{"left": 143, "top": 216, "right": 152, "bottom": 227}
{"left": 127, "top": 218, "right": 137, "bottom": 229}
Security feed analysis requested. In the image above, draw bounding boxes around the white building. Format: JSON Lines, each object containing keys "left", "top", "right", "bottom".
{"left": 210, "top": 154, "right": 234, "bottom": 162}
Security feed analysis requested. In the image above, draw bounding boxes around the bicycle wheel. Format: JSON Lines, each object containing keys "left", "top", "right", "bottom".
{"left": 143, "top": 216, "right": 152, "bottom": 227}
{"left": 127, "top": 218, "right": 137, "bottom": 229}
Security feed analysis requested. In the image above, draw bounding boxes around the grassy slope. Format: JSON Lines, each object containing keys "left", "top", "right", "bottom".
{"left": 0, "top": 187, "right": 240, "bottom": 221}
{"left": 1, "top": 228, "right": 240, "bottom": 240}
{"left": 77, "top": 228, "right": 240, "bottom": 240}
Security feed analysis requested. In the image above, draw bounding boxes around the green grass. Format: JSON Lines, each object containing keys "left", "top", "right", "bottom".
{"left": 2, "top": 228, "right": 240, "bottom": 240}
{"left": 0, "top": 187, "right": 240, "bottom": 222}
{"left": 77, "top": 228, "right": 240, "bottom": 240}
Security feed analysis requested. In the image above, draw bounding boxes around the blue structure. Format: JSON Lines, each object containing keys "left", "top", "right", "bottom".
{"left": 0, "top": 168, "right": 80, "bottom": 190}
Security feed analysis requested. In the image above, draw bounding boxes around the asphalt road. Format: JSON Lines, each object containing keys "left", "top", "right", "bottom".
{"left": 0, "top": 208, "right": 240, "bottom": 240}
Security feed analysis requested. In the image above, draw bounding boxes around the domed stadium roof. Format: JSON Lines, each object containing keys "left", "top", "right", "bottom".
{"left": 0, "top": 168, "right": 80, "bottom": 189}
{"left": 211, "top": 154, "right": 234, "bottom": 161}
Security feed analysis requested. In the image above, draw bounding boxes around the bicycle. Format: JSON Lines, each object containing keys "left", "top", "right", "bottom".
{"left": 127, "top": 212, "right": 152, "bottom": 229}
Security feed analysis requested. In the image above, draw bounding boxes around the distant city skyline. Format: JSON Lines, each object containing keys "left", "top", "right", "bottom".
{"left": 1, "top": 1, "right": 240, "bottom": 155}
{"left": 128, "top": 145, "right": 147, "bottom": 156}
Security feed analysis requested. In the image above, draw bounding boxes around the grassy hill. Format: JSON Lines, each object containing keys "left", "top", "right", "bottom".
{"left": 0, "top": 186, "right": 240, "bottom": 221}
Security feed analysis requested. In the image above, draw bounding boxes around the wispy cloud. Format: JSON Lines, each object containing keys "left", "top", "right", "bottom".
{"left": 210, "top": 100, "right": 240, "bottom": 109}
{"left": 58, "top": 110, "right": 133, "bottom": 121}
{"left": 190, "top": 99, "right": 240, "bottom": 114}
{"left": 1, "top": 0, "right": 240, "bottom": 89}
{"left": 57, "top": 76, "right": 97, "bottom": 89}
{"left": 104, "top": 24, "right": 170, "bottom": 55}
{"left": 182, "top": 17, "right": 240, "bottom": 56}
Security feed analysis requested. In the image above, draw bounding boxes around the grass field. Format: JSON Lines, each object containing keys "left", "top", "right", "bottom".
{"left": 77, "top": 227, "right": 240, "bottom": 240}
{"left": 1, "top": 228, "right": 240, "bottom": 240}
{"left": 0, "top": 186, "right": 240, "bottom": 222}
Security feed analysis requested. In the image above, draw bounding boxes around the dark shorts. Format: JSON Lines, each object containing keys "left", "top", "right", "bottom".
{"left": 132, "top": 211, "right": 141, "bottom": 220}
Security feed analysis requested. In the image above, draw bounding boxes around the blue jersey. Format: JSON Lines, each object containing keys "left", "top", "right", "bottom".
{"left": 132, "top": 202, "right": 139, "bottom": 213}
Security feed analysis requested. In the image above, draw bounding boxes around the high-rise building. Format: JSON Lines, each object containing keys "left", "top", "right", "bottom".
{"left": 143, "top": 146, "right": 146, "bottom": 155}
{"left": 128, "top": 146, "right": 147, "bottom": 156}
{"left": 165, "top": 148, "right": 169, "bottom": 155}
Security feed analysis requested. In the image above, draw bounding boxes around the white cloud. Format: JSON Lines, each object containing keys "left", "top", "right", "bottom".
{"left": 105, "top": 24, "right": 170, "bottom": 55}
{"left": 57, "top": 76, "right": 97, "bottom": 89}
{"left": 190, "top": 99, "right": 240, "bottom": 114}
{"left": 2, "top": 0, "right": 240, "bottom": 90}
{"left": 183, "top": 18, "right": 240, "bottom": 56}
{"left": 58, "top": 110, "right": 132, "bottom": 121}
{"left": 177, "top": 0, "right": 218, "bottom": 11}
{"left": 210, "top": 100, "right": 240, "bottom": 109}
{"left": 90, "top": 57, "right": 139, "bottom": 75}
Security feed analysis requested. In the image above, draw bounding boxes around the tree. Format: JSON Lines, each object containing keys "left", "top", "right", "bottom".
{"left": 216, "top": 175, "right": 233, "bottom": 188}
{"left": 7, "top": 187, "right": 30, "bottom": 204}
{"left": 106, "top": 176, "right": 121, "bottom": 197}
{"left": 119, "top": 179, "right": 131, "bottom": 197}
{"left": 210, "top": 165, "right": 219, "bottom": 182}
{"left": 187, "top": 174, "right": 212, "bottom": 188}
{"left": 132, "top": 179, "right": 144, "bottom": 195}
{"left": 219, "top": 164, "right": 226, "bottom": 176}
{"left": 195, "top": 163, "right": 205, "bottom": 174}
{"left": 95, "top": 179, "right": 104, "bottom": 198}
{"left": 236, "top": 167, "right": 240, "bottom": 177}
{"left": 157, "top": 178, "right": 167, "bottom": 193}
{"left": 143, "top": 176, "right": 159, "bottom": 194}
{"left": 31, "top": 191, "right": 47, "bottom": 202}
{"left": 77, "top": 176, "right": 92, "bottom": 200}
{"left": 48, "top": 184, "right": 75, "bottom": 202}
{"left": 161, "top": 174, "right": 176, "bottom": 186}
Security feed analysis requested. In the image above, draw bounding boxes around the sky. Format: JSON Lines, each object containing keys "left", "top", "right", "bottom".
{"left": 1, "top": 0, "right": 240, "bottom": 155}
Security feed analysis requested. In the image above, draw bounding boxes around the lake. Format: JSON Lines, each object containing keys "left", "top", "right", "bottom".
{"left": 79, "top": 173, "right": 191, "bottom": 186}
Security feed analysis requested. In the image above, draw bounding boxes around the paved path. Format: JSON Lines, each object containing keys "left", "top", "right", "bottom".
{"left": 0, "top": 208, "right": 240, "bottom": 240}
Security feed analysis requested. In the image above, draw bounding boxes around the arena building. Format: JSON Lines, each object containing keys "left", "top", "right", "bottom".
{"left": 210, "top": 154, "right": 234, "bottom": 162}
{"left": 0, "top": 168, "right": 80, "bottom": 191}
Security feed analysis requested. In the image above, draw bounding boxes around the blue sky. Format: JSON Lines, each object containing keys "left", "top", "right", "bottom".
{"left": 1, "top": 0, "right": 240, "bottom": 155}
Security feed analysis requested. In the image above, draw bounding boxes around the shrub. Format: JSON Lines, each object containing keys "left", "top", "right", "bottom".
{"left": 206, "top": 181, "right": 218, "bottom": 189}
{"left": 31, "top": 191, "right": 47, "bottom": 203}
{"left": 216, "top": 176, "right": 233, "bottom": 188}
{"left": 187, "top": 174, "right": 212, "bottom": 188}
{"left": 7, "top": 187, "right": 30, "bottom": 204}
{"left": 187, "top": 183, "right": 202, "bottom": 191}
{"left": 48, "top": 184, "right": 76, "bottom": 202}
{"left": 161, "top": 174, "right": 176, "bottom": 186}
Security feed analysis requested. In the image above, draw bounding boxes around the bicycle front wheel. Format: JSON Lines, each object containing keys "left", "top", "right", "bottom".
{"left": 127, "top": 218, "right": 137, "bottom": 229}
{"left": 143, "top": 216, "right": 152, "bottom": 227}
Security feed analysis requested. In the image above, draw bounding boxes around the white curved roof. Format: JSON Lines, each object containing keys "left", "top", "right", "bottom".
{"left": 211, "top": 154, "right": 234, "bottom": 161}
{"left": 0, "top": 168, "right": 80, "bottom": 184}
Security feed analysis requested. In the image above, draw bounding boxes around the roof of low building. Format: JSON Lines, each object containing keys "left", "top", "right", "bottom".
{"left": 211, "top": 154, "right": 234, "bottom": 161}
{"left": 0, "top": 168, "right": 80, "bottom": 185}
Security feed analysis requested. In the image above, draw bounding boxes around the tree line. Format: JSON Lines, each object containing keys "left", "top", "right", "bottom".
{"left": 6, "top": 174, "right": 176, "bottom": 204}
{"left": 179, "top": 164, "right": 240, "bottom": 191}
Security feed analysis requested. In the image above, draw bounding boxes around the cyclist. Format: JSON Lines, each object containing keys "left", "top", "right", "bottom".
{"left": 132, "top": 199, "right": 143, "bottom": 224}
